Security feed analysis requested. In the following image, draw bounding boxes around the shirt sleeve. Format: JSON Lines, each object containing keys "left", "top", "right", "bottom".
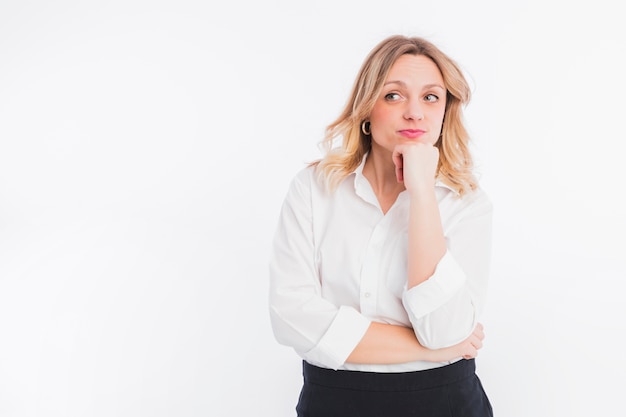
{"left": 268, "top": 170, "right": 371, "bottom": 370}
{"left": 401, "top": 190, "right": 493, "bottom": 349}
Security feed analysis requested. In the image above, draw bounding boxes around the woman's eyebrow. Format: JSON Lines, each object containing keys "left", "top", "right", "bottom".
{"left": 423, "top": 83, "right": 445, "bottom": 90}
{"left": 383, "top": 80, "right": 445, "bottom": 90}
{"left": 383, "top": 80, "right": 407, "bottom": 88}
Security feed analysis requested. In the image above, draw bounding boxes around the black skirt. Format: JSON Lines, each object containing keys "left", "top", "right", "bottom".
{"left": 296, "top": 359, "right": 493, "bottom": 417}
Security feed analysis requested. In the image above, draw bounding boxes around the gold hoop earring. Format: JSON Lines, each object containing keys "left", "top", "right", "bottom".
{"left": 361, "top": 121, "right": 371, "bottom": 135}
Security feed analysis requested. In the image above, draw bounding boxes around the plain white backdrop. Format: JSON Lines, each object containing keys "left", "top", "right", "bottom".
{"left": 1, "top": 1, "right": 625, "bottom": 416}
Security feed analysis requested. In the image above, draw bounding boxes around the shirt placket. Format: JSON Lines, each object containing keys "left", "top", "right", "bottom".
{"left": 359, "top": 217, "right": 389, "bottom": 316}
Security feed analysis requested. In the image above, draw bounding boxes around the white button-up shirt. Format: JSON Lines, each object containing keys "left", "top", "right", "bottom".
{"left": 269, "top": 156, "right": 492, "bottom": 372}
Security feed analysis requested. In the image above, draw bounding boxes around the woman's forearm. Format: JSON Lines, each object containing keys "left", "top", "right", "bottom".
{"left": 407, "top": 192, "right": 446, "bottom": 289}
{"left": 346, "top": 322, "right": 428, "bottom": 364}
{"left": 346, "top": 321, "right": 480, "bottom": 365}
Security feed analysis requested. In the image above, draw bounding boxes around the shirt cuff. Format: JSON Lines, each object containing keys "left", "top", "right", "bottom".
{"left": 303, "top": 305, "right": 371, "bottom": 370}
{"left": 402, "top": 250, "right": 467, "bottom": 321}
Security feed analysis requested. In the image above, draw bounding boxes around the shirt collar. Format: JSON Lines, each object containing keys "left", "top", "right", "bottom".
{"left": 353, "top": 154, "right": 376, "bottom": 205}
{"left": 434, "top": 178, "right": 460, "bottom": 196}
{"left": 353, "top": 153, "right": 368, "bottom": 179}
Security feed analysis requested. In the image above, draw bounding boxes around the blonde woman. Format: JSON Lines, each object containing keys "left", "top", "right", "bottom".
{"left": 269, "top": 35, "right": 493, "bottom": 416}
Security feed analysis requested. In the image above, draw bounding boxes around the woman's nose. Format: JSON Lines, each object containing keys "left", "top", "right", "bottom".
{"left": 404, "top": 99, "right": 424, "bottom": 121}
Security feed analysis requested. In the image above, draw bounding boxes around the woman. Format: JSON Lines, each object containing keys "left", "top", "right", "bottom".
{"left": 269, "top": 35, "right": 493, "bottom": 417}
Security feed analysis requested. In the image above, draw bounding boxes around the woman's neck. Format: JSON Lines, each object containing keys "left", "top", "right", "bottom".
{"left": 362, "top": 149, "right": 405, "bottom": 213}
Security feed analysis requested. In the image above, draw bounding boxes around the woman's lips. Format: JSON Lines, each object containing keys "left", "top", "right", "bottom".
{"left": 398, "top": 129, "right": 426, "bottom": 139}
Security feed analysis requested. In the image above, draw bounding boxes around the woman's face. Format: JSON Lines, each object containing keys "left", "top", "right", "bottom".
{"left": 368, "top": 54, "right": 447, "bottom": 154}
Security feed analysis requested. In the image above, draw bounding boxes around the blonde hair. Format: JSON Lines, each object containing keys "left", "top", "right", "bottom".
{"left": 314, "top": 35, "right": 477, "bottom": 196}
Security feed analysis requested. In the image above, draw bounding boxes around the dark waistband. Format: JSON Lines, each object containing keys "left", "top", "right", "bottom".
{"left": 303, "top": 359, "right": 475, "bottom": 392}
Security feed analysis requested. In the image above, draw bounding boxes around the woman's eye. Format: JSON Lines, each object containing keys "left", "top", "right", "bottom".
{"left": 384, "top": 92, "right": 402, "bottom": 101}
{"left": 424, "top": 94, "right": 439, "bottom": 102}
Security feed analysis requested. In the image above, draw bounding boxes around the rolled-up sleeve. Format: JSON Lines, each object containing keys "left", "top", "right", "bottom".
{"left": 402, "top": 191, "right": 493, "bottom": 349}
{"left": 269, "top": 171, "right": 371, "bottom": 370}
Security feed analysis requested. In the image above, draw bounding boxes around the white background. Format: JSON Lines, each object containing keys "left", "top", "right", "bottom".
{"left": 1, "top": 1, "right": 625, "bottom": 416}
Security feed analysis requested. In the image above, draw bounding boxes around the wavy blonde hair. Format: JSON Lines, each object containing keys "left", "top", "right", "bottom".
{"left": 314, "top": 35, "right": 477, "bottom": 196}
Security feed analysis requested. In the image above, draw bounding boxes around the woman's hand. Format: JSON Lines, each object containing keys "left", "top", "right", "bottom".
{"left": 392, "top": 141, "right": 439, "bottom": 194}
{"left": 426, "top": 323, "right": 485, "bottom": 362}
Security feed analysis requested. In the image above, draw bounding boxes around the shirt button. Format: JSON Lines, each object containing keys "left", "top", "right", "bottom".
{"left": 364, "top": 292, "right": 371, "bottom": 298}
